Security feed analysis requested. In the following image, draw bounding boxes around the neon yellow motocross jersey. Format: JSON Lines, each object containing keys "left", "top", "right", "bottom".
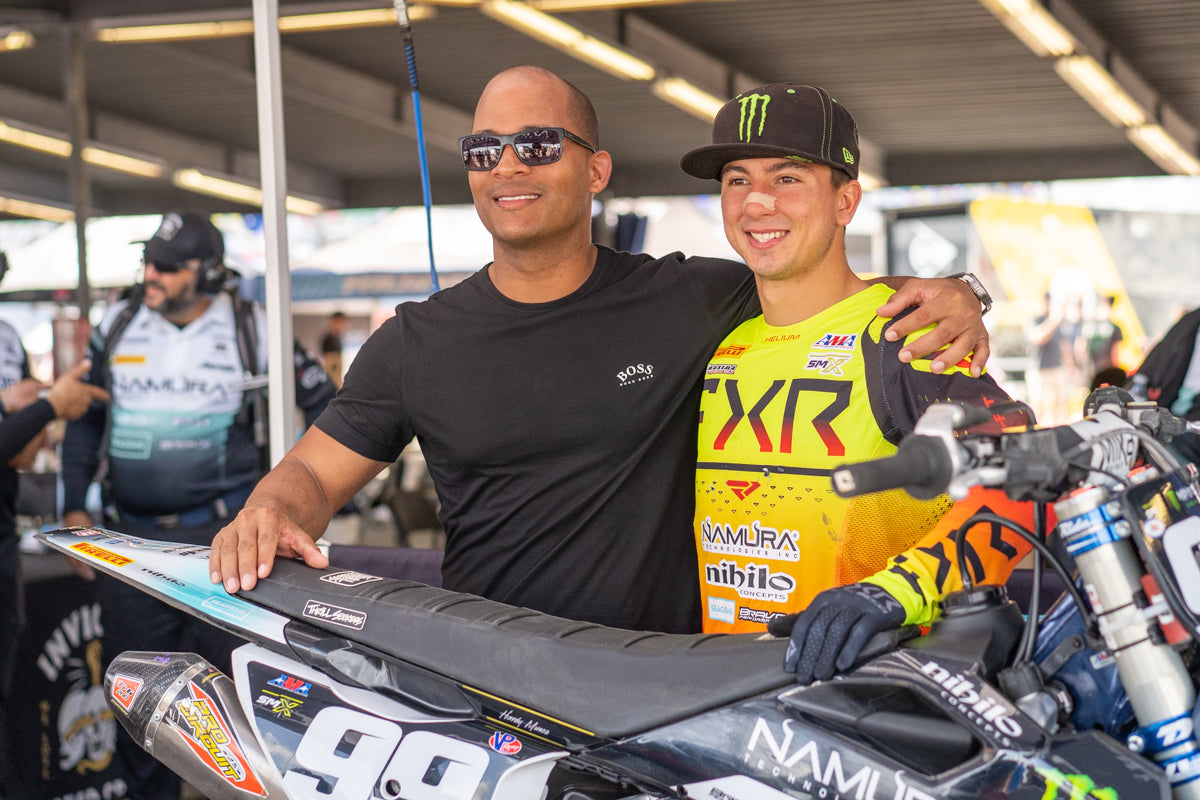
{"left": 694, "top": 283, "right": 1020, "bottom": 633}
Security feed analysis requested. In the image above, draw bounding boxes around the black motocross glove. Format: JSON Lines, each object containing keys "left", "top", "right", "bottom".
{"left": 775, "top": 582, "right": 905, "bottom": 685}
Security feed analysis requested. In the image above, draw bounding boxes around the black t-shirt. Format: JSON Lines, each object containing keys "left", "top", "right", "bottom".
{"left": 317, "top": 247, "right": 758, "bottom": 632}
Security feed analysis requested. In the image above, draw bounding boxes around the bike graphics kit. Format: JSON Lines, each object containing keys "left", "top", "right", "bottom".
{"left": 41, "top": 524, "right": 1170, "bottom": 800}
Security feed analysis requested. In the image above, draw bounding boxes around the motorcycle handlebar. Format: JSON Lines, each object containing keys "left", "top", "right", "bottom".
{"left": 831, "top": 435, "right": 956, "bottom": 501}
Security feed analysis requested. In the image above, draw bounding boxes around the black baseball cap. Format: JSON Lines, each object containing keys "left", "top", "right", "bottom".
{"left": 140, "top": 211, "right": 224, "bottom": 266}
{"left": 680, "top": 84, "right": 860, "bottom": 180}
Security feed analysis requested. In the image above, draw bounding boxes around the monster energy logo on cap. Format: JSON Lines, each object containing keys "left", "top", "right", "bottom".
{"left": 737, "top": 94, "right": 771, "bottom": 142}
{"left": 680, "top": 83, "right": 861, "bottom": 181}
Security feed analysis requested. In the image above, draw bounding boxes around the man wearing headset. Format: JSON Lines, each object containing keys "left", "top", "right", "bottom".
{"left": 59, "top": 210, "right": 336, "bottom": 800}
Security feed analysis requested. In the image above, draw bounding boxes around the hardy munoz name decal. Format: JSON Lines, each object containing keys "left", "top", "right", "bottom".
{"left": 303, "top": 599, "right": 367, "bottom": 630}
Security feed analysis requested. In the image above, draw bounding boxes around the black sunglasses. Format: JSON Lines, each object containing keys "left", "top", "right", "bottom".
{"left": 143, "top": 260, "right": 195, "bottom": 274}
{"left": 459, "top": 127, "right": 596, "bottom": 171}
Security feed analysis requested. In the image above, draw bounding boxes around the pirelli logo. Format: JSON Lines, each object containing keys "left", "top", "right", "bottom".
{"left": 714, "top": 345, "right": 749, "bottom": 359}
{"left": 71, "top": 542, "right": 134, "bottom": 567}
{"left": 113, "top": 355, "right": 147, "bottom": 365}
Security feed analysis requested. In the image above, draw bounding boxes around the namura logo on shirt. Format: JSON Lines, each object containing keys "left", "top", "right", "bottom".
{"left": 700, "top": 517, "right": 800, "bottom": 562}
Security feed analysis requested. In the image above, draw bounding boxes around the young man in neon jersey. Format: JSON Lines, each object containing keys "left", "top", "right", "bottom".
{"left": 683, "top": 83, "right": 1035, "bottom": 682}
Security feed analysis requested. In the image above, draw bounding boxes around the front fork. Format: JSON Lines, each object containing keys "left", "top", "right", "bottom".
{"left": 1055, "top": 487, "right": 1200, "bottom": 799}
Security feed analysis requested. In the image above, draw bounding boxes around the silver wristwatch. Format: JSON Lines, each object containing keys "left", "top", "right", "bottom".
{"left": 948, "top": 272, "right": 992, "bottom": 316}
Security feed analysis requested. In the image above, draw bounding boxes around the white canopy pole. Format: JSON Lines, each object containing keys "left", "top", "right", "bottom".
{"left": 252, "top": 0, "right": 297, "bottom": 467}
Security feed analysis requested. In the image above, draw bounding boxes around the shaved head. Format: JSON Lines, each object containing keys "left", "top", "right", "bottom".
{"left": 478, "top": 66, "right": 599, "bottom": 148}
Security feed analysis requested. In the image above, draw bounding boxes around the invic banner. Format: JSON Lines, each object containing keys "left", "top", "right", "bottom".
{"left": 4, "top": 563, "right": 127, "bottom": 800}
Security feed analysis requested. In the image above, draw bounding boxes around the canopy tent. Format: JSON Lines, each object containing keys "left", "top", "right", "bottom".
{"left": 1, "top": 215, "right": 160, "bottom": 296}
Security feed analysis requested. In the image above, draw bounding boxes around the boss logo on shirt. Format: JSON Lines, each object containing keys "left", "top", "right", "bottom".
{"left": 616, "top": 363, "right": 655, "bottom": 387}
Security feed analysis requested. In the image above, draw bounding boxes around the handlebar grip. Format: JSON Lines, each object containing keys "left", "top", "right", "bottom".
{"left": 831, "top": 435, "right": 953, "bottom": 500}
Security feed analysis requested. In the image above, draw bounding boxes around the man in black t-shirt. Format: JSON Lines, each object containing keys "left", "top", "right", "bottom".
{"left": 210, "top": 66, "right": 991, "bottom": 633}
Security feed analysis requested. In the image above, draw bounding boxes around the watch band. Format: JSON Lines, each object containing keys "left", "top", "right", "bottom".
{"left": 948, "top": 272, "right": 992, "bottom": 315}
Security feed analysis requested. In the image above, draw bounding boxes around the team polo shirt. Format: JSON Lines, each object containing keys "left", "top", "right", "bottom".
{"left": 695, "top": 284, "right": 1020, "bottom": 633}
{"left": 99, "top": 293, "right": 268, "bottom": 514}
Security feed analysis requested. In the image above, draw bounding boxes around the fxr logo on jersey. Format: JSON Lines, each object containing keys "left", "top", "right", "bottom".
{"left": 704, "top": 559, "right": 796, "bottom": 602}
{"left": 725, "top": 480, "right": 760, "bottom": 500}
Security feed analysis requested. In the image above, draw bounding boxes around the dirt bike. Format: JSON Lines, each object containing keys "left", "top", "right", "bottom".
{"left": 38, "top": 387, "right": 1200, "bottom": 800}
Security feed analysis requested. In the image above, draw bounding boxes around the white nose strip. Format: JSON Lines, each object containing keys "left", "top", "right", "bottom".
{"left": 745, "top": 192, "right": 776, "bottom": 211}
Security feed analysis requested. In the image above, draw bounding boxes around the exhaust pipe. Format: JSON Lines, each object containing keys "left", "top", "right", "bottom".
{"left": 105, "top": 652, "right": 286, "bottom": 800}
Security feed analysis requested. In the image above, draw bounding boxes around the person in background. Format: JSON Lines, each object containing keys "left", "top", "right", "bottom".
{"left": 321, "top": 310, "right": 349, "bottom": 388}
{"left": 58, "top": 211, "right": 336, "bottom": 800}
{"left": 209, "top": 66, "right": 992, "bottom": 637}
{"left": 0, "top": 358, "right": 108, "bottom": 797}
{"left": 682, "top": 82, "right": 1033, "bottom": 682}
{"left": 1084, "top": 294, "right": 1124, "bottom": 377}
{"left": 1129, "top": 304, "right": 1200, "bottom": 466}
{"left": 1029, "top": 292, "right": 1085, "bottom": 424}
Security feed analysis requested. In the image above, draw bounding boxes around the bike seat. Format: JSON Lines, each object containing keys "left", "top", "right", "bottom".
{"left": 241, "top": 558, "right": 792, "bottom": 739}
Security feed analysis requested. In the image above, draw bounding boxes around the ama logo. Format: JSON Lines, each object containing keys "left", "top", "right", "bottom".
{"left": 267, "top": 674, "right": 312, "bottom": 697}
{"left": 489, "top": 732, "right": 522, "bottom": 755}
{"left": 813, "top": 333, "right": 857, "bottom": 350}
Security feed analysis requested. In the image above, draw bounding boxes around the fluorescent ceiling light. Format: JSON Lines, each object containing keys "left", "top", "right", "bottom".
{"left": 0, "top": 195, "right": 74, "bottom": 223}
{"left": 652, "top": 77, "right": 723, "bottom": 121}
{"left": 282, "top": 195, "right": 327, "bottom": 216}
{"left": 95, "top": 7, "right": 435, "bottom": 43}
{"left": 96, "top": 20, "right": 255, "bottom": 42}
{"left": 0, "top": 30, "right": 35, "bottom": 52}
{"left": 0, "top": 119, "right": 169, "bottom": 178}
{"left": 1054, "top": 55, "right": 1148, "bottom": 127}
{"left": 173, "top": 169, "right": 326, "bottom": 215}
{"left": 1127, "top": 125, "right": 1200, "bottom": 176}
{"left": 977, "top": 0, "right": 1075, "bottom": 57}
{"left": 82, "top": 147, "right": 167, "bottom": 179}
{"left": 531, "top": 0, "right": 692, "bottom": 9}
{"left": 481, "top": 0, "right": 655, "bottom": 81}
{"left": 279, "top": 7, "right": 435, "bottom": 32}
{"left": 0, "top": 120, "right": 72, "bottom": 157}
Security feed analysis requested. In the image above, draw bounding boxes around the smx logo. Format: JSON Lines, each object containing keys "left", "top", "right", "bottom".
{"left": 805, "top": 354, "right": 850, "bottom": 376}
